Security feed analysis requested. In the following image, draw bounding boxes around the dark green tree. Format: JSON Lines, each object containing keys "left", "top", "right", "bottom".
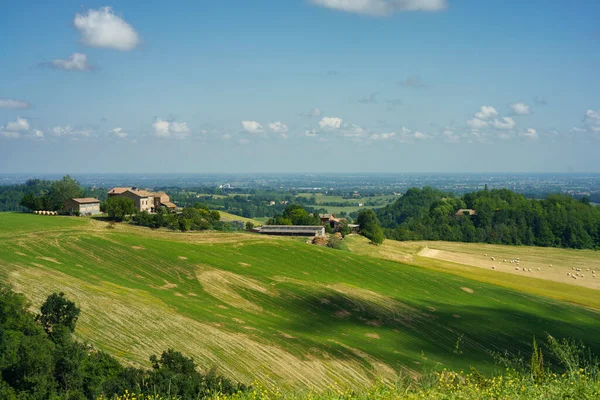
{"left": 103, "top": 197, "right": 136, "bottom": 222}
{"left": 37, "top": 292, "right": 80, "bottom": 335}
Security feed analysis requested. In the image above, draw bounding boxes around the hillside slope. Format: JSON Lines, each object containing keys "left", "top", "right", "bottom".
{"left": 1, "top": 213, "right": 599, "bottom": 390}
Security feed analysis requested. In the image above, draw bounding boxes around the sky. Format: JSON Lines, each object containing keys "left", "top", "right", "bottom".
{"left": 1, "top": 0, "right": 599, "bottom": 173}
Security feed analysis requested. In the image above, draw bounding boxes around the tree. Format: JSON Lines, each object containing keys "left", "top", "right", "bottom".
{"left": 37, "top": 292, "right": 80, "bottom": 335}
{"left": 245, "top": 222, "right": 255, "bottom": 231}
{"left": 104, "top": 197, "right": 135, "bottom": 222}
{"left": 357, "top": 209, "right": 385, "bottom": 245}
{"left": 50, "top": 175, "right": 83, "bottom": 211}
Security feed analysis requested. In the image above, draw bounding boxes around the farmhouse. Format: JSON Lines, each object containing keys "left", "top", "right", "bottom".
{"left": 253, "top": 225, "right": 325, "bottom": 237}
{"left": 64, "top": 198, "right": 101, "bottom": 216}
{"left": 108, "top": 187, "right": 177, "bottom": 213}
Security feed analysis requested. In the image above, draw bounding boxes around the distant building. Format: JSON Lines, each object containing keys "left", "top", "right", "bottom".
{"left": 456, "top": 208, "right": 477, "bottom": 216}
{"left": 253, "top": 225, "right": 325, "bottom": 237}
{"left": 64, "top": 198, "right": 101, "bottom": 216}
{"left": 319, "top": 213, "right": 335, "bottom": 225}
{"left": 108, "top": 187, "right": 177, "bottom": 213}
{"left": 347, "top": 224, "right": 360, "bottom": 234}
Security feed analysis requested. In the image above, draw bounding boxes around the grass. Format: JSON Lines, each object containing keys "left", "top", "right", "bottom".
{"left": 344, "top": 236, "right": 600, "bottom": 309}
{"left": 218, "top": 211, "right": 263, "bottom": 226}
{"left": 1, "top": 212, "right": 600, "bottom": 391}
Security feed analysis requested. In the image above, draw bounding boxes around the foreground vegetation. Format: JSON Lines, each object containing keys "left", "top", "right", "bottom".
{"left": 1, "top": 212, "right": 600, "bottom": 391}
{"left": 0, "top": 286, "right": 244, "bottom": 399}
{"left": 110, "top": 335, "right": 600, "bottom": 399}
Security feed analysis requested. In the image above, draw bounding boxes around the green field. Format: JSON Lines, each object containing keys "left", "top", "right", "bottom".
{"left": 1, "top": 212, "right": 599, "bottom": 390}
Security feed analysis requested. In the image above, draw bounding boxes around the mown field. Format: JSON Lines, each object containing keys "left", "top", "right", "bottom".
{"left": 218, "top": 211, "right": 263, "bottom": 226}
{"left": 344, "top": 236, "right": 600, "bottom": 309}
{"left": 1, "top": 212, "right": 600, "bottom": 391}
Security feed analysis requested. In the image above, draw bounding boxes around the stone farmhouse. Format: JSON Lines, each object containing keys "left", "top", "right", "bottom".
{"left": 108, "top": 187, "right": 177, "bottom": 213}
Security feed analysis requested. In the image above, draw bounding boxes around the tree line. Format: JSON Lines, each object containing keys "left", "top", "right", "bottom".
{"left": 0, "top": 286, "right": 245, "bottom": 399}
{"left": 376, "top": 187, "right": 600, "bottom": 249}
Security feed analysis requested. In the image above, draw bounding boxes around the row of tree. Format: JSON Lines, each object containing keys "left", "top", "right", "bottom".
{"left": 375, "top": 187, "right": 600, "bottom": 249}
{"left": 0, "top": 286, "right": 245, "bottom": 399}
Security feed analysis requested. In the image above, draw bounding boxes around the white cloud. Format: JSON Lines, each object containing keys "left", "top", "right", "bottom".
{"left": 52, "top": 125, "right": 92, "bottom": 137}
{"left": 584, "top": 109, "right": 600, "bottom": 132}
{"left": 153, "top": 119, "right": 190, "bottom": 138}
{"left": 51, "top": 53, "right": 90, "bottom": 71}
{"left": 305, "top": 129, "right": 317, "bottom": 137}
{"left": 6, "top": 117, "right": 29, "bottom": 132}
{"left": 0, "top": 99, "right": 30, "bottom": 109}
{"left": 33, "top": 129, "right": 44, "bottom": 138}
{"left": 74, "top": 6, "right": 140, "bottom": 51}
{"left": 474, "top": 106, "right": 498, "bottom": 120}
{"left": 413, "top": 131, "right": 429, "bottom": 140}
{"left": 492, "top": 117, "right": 516, "bottom": 130}
{"left": 310, "top": 0, "right": 447, "bottom": 16}
{"left": 111, "top": 127, "right": 127, "bottom": 138}
{"left": 467, "top": 118, "right": 488, "bottom": 129}
{"left": 370, "top": 132, "right": 396, "bottom": 140}
{"left": 401, "top": 126, "right": 411, "bottom": 135}
{"left": 241, "top": 120, "right": 264, "bottom": 133}
{"left": 0, "top": 130, "right": 20, "bottom": 139}
{"left": 267, "top": 121, "right": 289, "bottom": 134}
{"left": 520, "top": 128, "right": 538, "bottom": 140}
{"left": 510, "top": 102, "right": 531, "bottom": 115}
{"left": 319, "top": 116, "right": 343, "bottom": 129}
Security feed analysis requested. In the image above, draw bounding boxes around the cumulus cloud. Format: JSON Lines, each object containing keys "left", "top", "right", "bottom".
{"left": 520, "top": 128, "right": 538, "bottom": 140}
{"left": 467, "top": 118, "right": 488, "bottom": 129}
{"left": 309, "top": 0, "right": 448, "bottom": 16}
{"left": 584, "top": 109, "right": 600, "bottom": 132}
{"left": 305, "top": 129, "right": 318, "bottom": 137}
{"left": 52, "top": 125, "right": 93, "bottom": 137}
{"left": 474, "top": 106, "right": 498, "bottom": 120}
{"left": 33, "top": 129, "right": 44, "bottom": 138}
{"left": 241, "top": 120, "right": 264, "bottom": 133}
{"left": 74, "top": 7, "right": 140, "bottom": 51}
{"left": 359, "top": 92, "right": 378, "bottom": 104}
{"left": 510, "top": 102, "right": 531, "bottom": 115}
{"left": 267, "top": 121, "right": 288, "bottom": 134}
{"left": 342, "top": 124, "right": 367, "bottom": 138}
{"left": 533, "top": 96, "right": 548, "bottom": 106}
{"left": 152, "top": 119, "right": 190, "bottom": 138}
{"left": 319, "top": 116, "right": 343, "bottom": 129}
{"left": 50, "top": 53, "right": 90, "bottom": 71}
{"left": 492, "top": 117, "right": 516, "bottom": 130}
{"left": 6, "top": 117, "right": 29, "bottom": 132}
{"left": 111, "top": 127, "right": 127, "bottom": 138}
{"left": 413, "top": 131, "right": 429, "bottom": 139}
{"left": 0, "top": 98, "right": 30, "bottom": 109}
{"left": 443, "top": 130, "right": 460, "bottom": 143}
{"left": 370, "top": 132, "right": 396, "bottom": 140}
{"left": 399, "top": 75, "right": 425, "bottom": 88}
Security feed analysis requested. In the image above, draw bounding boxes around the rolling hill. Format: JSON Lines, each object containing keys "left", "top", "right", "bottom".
{"left": 1, "top": 212, "right": 599, "bottom": 390}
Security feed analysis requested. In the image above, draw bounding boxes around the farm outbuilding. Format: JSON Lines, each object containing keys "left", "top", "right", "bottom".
{"left": 64, "top": 198, "right": 101, "bottom": 216}
{"left": 253, "top": 225, "right": 325, "bottom": 237}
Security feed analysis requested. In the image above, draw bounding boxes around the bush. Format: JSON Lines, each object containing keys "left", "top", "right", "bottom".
{"left": 104, "top": 197, "right": 136, "bottom": 222}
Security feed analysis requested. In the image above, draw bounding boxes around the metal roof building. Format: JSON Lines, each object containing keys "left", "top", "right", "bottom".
{"left": 254, "top": 225, "right": 325, "bottom": 237}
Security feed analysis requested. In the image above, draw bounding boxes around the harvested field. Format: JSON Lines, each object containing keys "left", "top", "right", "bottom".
{"left": 1, "top": 212, "right": 600, "bottom": 390}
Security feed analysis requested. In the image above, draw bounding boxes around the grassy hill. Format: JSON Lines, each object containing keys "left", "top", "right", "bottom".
{"left": 1, "top": 212, "right": 599, "bottom": 390}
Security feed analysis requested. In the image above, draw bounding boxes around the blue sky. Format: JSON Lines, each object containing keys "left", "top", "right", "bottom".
{"left": 1, "top": 0, "right": 599, "bottom": 173}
